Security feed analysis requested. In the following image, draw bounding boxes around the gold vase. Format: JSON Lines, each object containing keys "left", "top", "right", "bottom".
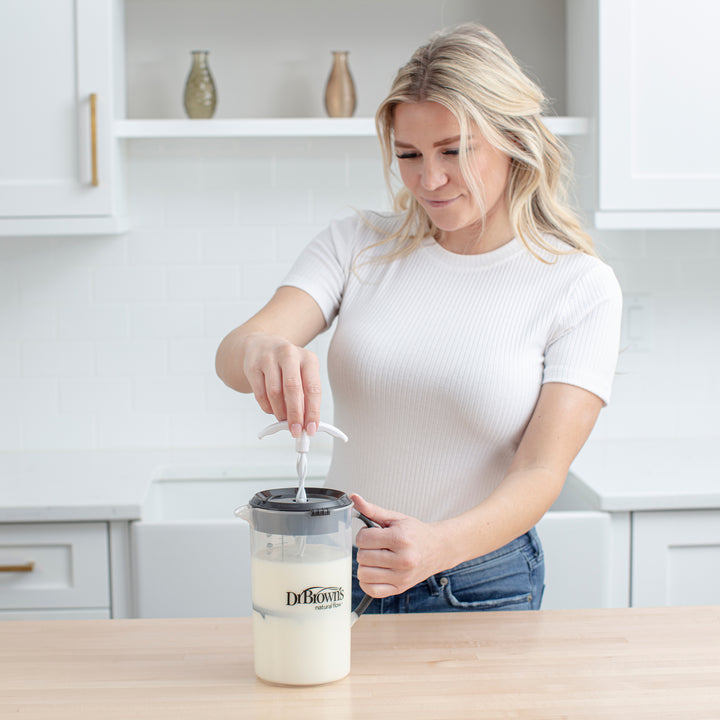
{"left": 324, "top": 51, "right": 356, "bottom": 118}
{"left": 183, "top": 50, "right": 217, "bottom": 119}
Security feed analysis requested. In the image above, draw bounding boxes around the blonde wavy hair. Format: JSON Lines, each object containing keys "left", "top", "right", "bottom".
{"left": 371, "top": 23, "right": 595, "bottom": 262}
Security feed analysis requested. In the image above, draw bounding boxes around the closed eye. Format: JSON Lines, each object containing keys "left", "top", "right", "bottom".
{"left": 395, "top": 149, "right": 460, "bottom": 160}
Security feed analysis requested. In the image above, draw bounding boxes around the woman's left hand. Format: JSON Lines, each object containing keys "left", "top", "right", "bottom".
{"left": 351, "top": 494, "right": 447, "bottom": 598}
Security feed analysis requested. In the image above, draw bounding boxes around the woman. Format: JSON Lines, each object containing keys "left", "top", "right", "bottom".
{"left": 216, "top": 24, "right": 622, "bottom": 612}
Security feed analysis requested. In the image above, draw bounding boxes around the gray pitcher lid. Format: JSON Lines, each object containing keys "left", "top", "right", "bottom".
{"left": 248, "top": 487, "right": 351, "bottom": 535}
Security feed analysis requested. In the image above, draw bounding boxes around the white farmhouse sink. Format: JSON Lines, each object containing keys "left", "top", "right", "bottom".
{"left": 131, "top": 466, "right": 628, "bottom": 618}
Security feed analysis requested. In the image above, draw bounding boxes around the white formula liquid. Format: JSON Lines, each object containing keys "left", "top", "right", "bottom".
{"left": 251, "top": 545, "right": 351, "bottom": 685}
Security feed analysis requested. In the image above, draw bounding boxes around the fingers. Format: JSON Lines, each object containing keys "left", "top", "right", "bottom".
{"left": 299, "top": 353, "right": 322, "bottom": 434}
{"left": 280, "top": 349, "right": 321, "bottom": 436}
{"left": 355, "top": 553, "right": 412, "bottom": 599}
{"left": 244, "top": 336, "right": 322, "bottom": 436}
{"left": 351, "top": 494, "right": 406, "bottom": 527}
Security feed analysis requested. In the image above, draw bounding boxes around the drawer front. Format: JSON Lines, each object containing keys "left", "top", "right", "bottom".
{"left": 0, "top": 523, "right": 109, "bottom": 610}
{"left": 0, "top": 608, "right": 110, "bottom": 621}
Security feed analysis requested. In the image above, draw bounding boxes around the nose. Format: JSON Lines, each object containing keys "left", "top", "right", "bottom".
{"left": 420, "top": 157, "right": 448, "bottom": 191}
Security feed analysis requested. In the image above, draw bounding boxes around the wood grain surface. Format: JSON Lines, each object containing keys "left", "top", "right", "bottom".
{"left": 1, "top": 607, "right": 718, "bottom": 719}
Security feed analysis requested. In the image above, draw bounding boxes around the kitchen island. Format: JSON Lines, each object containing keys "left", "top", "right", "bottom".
{"left": 1, "top": 607, "right": 718, "bottom": 719}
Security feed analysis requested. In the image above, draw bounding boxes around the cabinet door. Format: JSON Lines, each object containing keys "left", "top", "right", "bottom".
{"left": 0, "top": 522, "right": 110, "bottom": 614}
{"left": 598, "top": 0, "right": 720, "bottom": 212}
{"left": 537, "top": 510, "right": 630, "bottom": 609}
{"left": 0, "top": 0, "right": 123, "bottom": 233}
{"left": 632, "top": 510, "right": 720, "bottom": 607}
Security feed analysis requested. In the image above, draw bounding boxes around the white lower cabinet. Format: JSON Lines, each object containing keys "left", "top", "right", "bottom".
{"left": 537, "top": 511, "right": 630, "bottom": 610}
{"left": 0, "top": 523, "right": 110, "bottom": 620}
{"left": 631, "top": 510, "right": 720, "bottom": 607}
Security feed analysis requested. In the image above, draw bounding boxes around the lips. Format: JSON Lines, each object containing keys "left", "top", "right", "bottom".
{"left": 423, "top": 196, "right": 459, "bottom": 208}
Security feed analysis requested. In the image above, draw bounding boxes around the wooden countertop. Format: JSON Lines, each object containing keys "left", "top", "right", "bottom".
{"left": 1, "top": 607, "right": 719, "bottom": 719}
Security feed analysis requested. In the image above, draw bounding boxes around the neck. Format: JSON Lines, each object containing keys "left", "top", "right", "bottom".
{"left": 437, "top": 219, "right": 515, "bottom": 255}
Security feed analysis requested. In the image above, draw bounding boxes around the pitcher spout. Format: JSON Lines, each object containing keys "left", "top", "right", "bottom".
{"left": 233, "top": 503, "right": 251, "bottom": 524}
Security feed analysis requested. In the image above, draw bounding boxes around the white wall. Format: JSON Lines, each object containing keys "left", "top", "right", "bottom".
{"left": 1, "top": 141, "right": 719, "bottom": 452}
{"left": 592, "top": 227, "right": 720, "bottom": 441}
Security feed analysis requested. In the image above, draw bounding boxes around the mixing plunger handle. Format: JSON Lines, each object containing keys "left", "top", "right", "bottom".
{"left": 351, "top": 511, "right": 381, "bottom": 625}
{"left": 258, "top": 420, "right": 349, "bottom": 503}
{"left": 258, "top": 420, "right": 348, "bottom": 449}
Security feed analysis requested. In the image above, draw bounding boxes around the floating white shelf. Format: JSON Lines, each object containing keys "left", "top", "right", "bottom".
{"left": 114, "top": 116, "right": 589, "bottom": 139}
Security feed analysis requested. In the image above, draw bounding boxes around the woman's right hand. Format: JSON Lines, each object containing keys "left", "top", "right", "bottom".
{"left": 241, "top": 333, "right": 322, "bottom": 437}
{"left": 215, "top": 286, "right": 328, "bottom": 438}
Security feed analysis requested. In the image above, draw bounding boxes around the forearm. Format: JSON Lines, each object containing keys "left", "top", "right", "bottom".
{"left": 432, "top": 465, "right": 565, "bottom": 572}
{"left": 435, "top": 383, "right": 603, "bottom": 570}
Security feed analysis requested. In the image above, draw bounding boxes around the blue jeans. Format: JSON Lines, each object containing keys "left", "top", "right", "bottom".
{"left": 351, "top": 528, "right": 545, "bottom": 614}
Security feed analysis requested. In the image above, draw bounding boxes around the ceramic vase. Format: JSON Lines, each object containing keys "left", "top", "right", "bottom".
{"left": 183, "top": 50, "right": 217, "bottom": 119}
{"left": 324, "top": 51, "right": 356, "bottom": 118}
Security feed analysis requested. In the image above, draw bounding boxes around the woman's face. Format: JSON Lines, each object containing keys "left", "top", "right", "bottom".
{"left": 392, "top": 100, "right": 513, "bottom": 253}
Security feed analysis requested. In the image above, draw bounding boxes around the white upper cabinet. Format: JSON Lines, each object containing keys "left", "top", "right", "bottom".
{"left": 0, "top": 0, "right": 126, "bottom": 236}
{"left": 569, "top": 0, "right": 720, "bottom": 228}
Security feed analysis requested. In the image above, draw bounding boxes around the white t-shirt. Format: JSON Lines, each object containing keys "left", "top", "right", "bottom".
{"left": 282, "top": 212, "right": 622, "bottom": 522}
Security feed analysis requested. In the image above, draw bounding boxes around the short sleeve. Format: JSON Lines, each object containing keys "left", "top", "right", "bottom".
{"left": 280, "top": 215, "right": 359, "bottom": 328}
{"left": 543, "top": 262, "right": 623, "bottom": 405}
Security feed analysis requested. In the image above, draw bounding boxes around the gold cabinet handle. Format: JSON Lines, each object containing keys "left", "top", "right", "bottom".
{"left": 0, "top": 562, "right": 35, "bottom": 573}
{"left": 90, "top": 93, "right": 99, "bottom": 187}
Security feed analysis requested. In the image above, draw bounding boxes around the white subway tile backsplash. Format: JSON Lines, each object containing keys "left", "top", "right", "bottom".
{"left": 199, "top": 227, "right": 276, "bottom": 264}
{"left": 0, "top": 303, "right": 57, "bottom": 341}
{"left": 57, "top": 304, "right": 129, "bottom": 340}
{"left": 19, "top": 263, "right": 92, "bottom": 305}
{"left": 646, "top": 230, "right": 718, "bottom": 259}
{"left": 275, "top": 156, "right": 347, "bottom": 190}
{"left": 0, "top": 342, "right": 20, "bottom": 376}
{"left": 0, "top": 272, "right": 19, "bottom": 304}
{"left": 0, "top": 378, "right": 58, "bottom": 416}
{"left": 95, "top": 413, "right": 170, "bottom": 448}
{"left": 276, "top": 225, "right": 324, "bottom": 262}
{"left": 168, "top": 338, "right": 216, "bottom": 375}
{"left": 164, "top": 188, "right": 237, "bottom": 228}
{"left": 0, "top": 414, "right": 21, "bottom": 450}
{"left": 93, "top": 265, "right": 166, "bottom": 302}
{"left": 166, "top": 264, "right": 239, "bottom": 302}
{"left": 130, "top": 302, "right": 205, "bottom": 339}
{"left": 674, "top": 257, "right": 720, "bottom": 289}
{"left": 22, "top": 414, "right": 95, "bottom": 450}
{"left": 169, "top": 411, "right": 248, "bottom": 448}
{"left": 200, "top": 156, "right": 274, "bottom": 192}
{"left": 133, "top": 375, "right": 206, "bottom": 414}
{"left": 206, "top": 374, "right": 246, "bottom": 413}
{"left": 235, "top": 188, "right": 311, "bottom": 226}
{"left": 96, "top": 340, "right": 167, "bottom": 377}
{"left": 239, "top": 263, "right": 290, "bottom": 300}
{"left": 591, "top": 229, "right": 647, "bottom": 262}
{"left": 59, "top": 378, "right": 133, "bottom": 415}
{"left": 21, "top": 341, "right": 95, "bottom": 378}
{"left": 347, "top": 153, "right": 385, "bottom": 188}
{"left": 128, "top": 149, "right": 204, "bottom": 191}
{"left": 127, "top": 228, "right": 201, "bottom": 265}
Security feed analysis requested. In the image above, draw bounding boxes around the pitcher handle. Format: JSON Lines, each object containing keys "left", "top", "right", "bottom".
{"left": 351, "top": 511, "right": 380, "bottom": 625}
